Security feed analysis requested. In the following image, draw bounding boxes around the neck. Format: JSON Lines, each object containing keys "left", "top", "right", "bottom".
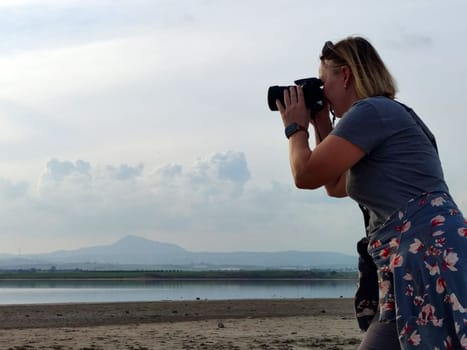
{"left": 337, "top": 91, "right": 359, "bottom": 117}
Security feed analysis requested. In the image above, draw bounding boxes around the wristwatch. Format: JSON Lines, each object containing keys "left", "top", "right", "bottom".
{"left": 285, "top": 122, "right": 309, "bottom": 139}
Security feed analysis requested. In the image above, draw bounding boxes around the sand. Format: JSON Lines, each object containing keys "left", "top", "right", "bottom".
{"left": 0, "top": 298, "right": 364, "bottom": 349}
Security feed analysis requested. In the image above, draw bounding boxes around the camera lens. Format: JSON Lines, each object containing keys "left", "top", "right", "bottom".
{"left": 267, "top": 85, "right": 288, "bottom": 111}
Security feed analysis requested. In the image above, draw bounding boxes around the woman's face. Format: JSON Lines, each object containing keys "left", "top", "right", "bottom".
{"left": 319, "top": 60, "right": 351, "bottom": 117}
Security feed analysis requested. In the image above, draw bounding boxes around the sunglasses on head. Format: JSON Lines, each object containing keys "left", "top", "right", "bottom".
{"left": 320, "top": 40, "right": 348, "bottom": 66}
{"left": 321, "top": 41, "right": 335, "bottom": 57}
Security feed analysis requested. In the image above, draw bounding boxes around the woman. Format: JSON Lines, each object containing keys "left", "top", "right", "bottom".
{"left": 276, "top": 36, "right": 467, "bottom": 349}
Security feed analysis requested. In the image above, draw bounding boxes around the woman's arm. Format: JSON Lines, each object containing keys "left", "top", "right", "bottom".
{"left": 288, "top": 133, "right": 363, "bottom": 190}
{"left": 309, "top": 104, "right": 348, "bottom": 197}
{"left": 278, "top": 86, "right": 365, "bottom": 192}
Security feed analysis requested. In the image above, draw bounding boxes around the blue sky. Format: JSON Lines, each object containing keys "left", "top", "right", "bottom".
{"left": 0, "top": 0, "right": 466, "bottom": 255}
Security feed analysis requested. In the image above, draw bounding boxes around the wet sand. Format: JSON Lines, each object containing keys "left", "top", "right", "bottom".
{"left": 0, "top": 298, "right": 364, "bottom": 349}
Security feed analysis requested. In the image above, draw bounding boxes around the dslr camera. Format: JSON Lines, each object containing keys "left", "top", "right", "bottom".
{"left": 267, "top": 77, "right": 325, "bottom": 115}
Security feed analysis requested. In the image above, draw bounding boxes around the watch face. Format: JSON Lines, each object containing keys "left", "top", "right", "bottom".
{"left": 285, "top": 123, "right": 307, "bottom": 139}
{"left": 285, "top": 123, "right": 300, "bottom": 138}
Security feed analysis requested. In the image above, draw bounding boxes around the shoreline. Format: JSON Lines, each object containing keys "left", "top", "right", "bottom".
{"left": 0, "top": 298, "right": 356, "bottom": 329}
{"left": 0, "top": 298, "right": 365, "bottom": 349}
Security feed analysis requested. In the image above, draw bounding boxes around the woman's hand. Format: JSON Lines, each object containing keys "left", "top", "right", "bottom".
{"left": 276, "top": 86, "right": 310, "bottom": 128}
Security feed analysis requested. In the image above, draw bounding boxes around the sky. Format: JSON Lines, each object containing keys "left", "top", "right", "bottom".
{"left": 0, "top": 0, "right": 466, "bottom": 255}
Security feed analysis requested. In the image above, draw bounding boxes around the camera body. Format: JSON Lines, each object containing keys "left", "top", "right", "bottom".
{"left": 267, "top": 77, "right": 324, "bottom": 114}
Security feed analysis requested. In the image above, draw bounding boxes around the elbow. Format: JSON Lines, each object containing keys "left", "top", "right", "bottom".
{"left": 293, "top": 173, "right": 321, "bottom": 190}
{"left": 324, "top": 183, "right": 348, "bottom": 197}
{"left": 325, "top": 187, "right": 347, "bottom": 197}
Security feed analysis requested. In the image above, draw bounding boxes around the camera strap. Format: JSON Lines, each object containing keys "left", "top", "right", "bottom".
{"left": 396, "top": 101, "right": 439, "bottom": 154}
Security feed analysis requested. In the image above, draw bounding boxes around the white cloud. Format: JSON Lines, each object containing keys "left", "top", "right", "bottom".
{"left": 42, "top": 158, "right": 91, "bottom": 182}
{"left": 106, "top": 163, "right": 144, "bottom": 181}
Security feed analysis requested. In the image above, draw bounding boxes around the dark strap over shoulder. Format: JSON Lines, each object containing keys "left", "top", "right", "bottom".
{"left": 395, "top": 101, "right": 438, "bottom": 153}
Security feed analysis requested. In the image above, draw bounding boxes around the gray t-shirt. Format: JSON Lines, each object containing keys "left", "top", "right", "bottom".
{"left": 331, "top": 96, "right": 449, "bottom": 233}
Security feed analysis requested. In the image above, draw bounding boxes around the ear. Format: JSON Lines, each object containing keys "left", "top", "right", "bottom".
{"left": 341, "top": 66, "right": 352, "bottom": 87}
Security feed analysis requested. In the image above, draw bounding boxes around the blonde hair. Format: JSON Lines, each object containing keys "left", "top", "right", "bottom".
{"left": 320, "top": 36, "right": 397, "bottom": 99}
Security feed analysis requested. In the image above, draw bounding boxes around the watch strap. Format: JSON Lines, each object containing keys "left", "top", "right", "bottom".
{"left": 285, "top": 123, "right": 309, "bottom": 139}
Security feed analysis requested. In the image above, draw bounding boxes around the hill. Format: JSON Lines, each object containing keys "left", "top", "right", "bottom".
{"left": 0, "top": 235, "right": 358, "bottom": 270}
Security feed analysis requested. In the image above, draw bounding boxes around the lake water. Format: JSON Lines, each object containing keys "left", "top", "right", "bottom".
{"left": 0, "top": 279, "right": 358, "bottom": 305}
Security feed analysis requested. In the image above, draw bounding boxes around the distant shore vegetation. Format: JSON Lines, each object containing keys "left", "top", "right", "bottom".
{"left": 0, "top": 269, "right": 358, "bottom": 280}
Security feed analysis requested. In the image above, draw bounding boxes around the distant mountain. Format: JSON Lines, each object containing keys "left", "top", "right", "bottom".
{"left": 0, "top": 235, "right": 358, "bottom": 270}
{"left": 38, "top": 236, "right": 187, "bottom": 264}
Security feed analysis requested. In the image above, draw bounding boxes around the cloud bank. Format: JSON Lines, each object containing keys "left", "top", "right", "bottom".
{"left": 0, "top": 151, "right": 363, "bottom": 254}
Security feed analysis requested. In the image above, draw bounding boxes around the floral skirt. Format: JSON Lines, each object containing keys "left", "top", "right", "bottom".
{"left": 367, "top": 192, "right": 467, "bottom": 349}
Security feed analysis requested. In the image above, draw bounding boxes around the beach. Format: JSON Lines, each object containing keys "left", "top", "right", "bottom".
{"left": 0, "top": 298, "right": 364, "bottom": 349}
